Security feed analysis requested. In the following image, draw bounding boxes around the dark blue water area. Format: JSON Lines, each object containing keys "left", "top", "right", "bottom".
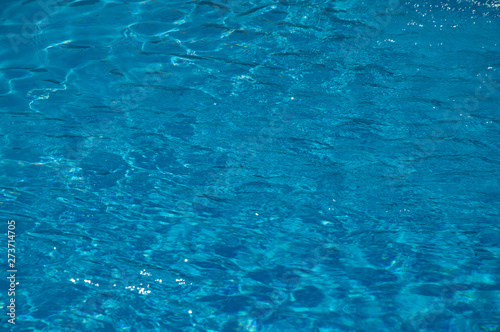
{"left": 0, "top": 0, "right": 499, "bottom": 330}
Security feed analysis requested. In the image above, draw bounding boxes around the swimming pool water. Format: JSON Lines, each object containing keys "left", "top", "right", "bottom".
{"left": 1, "top": 0, "right": 499, "bottom": 330}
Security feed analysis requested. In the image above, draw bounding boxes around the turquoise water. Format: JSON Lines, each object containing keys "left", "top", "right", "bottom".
{"left": 1, "top": 0, "right": 499, "bottom": 330}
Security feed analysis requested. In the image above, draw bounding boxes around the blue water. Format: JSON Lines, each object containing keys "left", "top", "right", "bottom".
{"left": 1, "top": 0, "right": 499, "bottom": 330}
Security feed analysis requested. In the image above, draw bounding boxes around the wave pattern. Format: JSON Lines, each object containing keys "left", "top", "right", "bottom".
{"left": 0, "top": 0, "right": 499, "bottom": 330}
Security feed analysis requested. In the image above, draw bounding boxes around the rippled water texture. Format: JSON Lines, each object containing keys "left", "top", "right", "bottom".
{"left": 1, "top": 0, "right": 499, "bottom": 330}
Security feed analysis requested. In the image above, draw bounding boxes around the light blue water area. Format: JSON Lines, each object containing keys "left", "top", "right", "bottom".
{"left": 0, "top": 0, "right": 499, "bottom": 330}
